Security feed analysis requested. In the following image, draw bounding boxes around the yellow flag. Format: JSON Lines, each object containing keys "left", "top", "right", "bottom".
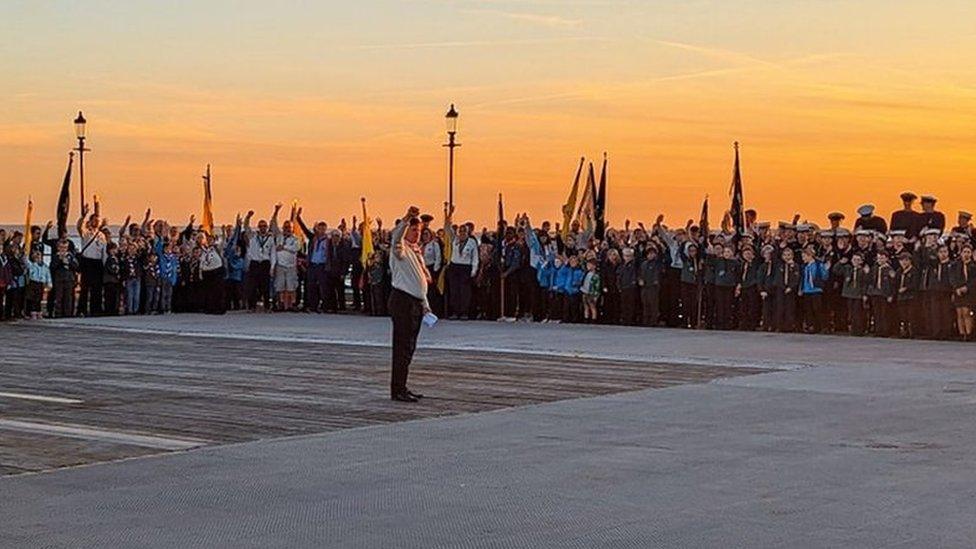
{"left": 201, "top": 164, "right": 215, "bottom": 235}
{"left": 23, "top": 197, "right": 33, "bottom": 254}
{"left": 561, "top": 157, "right": 584, "bottom": 240}
{"left": 360, "top": 198, "right": 373, "bottom": 267}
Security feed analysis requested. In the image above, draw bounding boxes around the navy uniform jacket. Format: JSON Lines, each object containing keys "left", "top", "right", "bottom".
{"left": 896, "top": 265, "right": 920, "bottom": 301}
{"left": 831, "top": 262, "right": 868, "bottom": 299}
{"left": 866, "top": 264, "right": 896, "bottom": 298}
{"left": 739, "top": 258, "right": 763, "bottom": 289}
{"left": 925, "top": 260, "right": 954, "bottom": 294}
{"left": 638, "top": 257, "right": 664, "bottom": 288}
{"left": 919, "top": 211, "right": 946, "bottom": 232}
{"left": 854, "top": 215, "right": 888, "bottom": 235}
{"left": 949, "top": 260, "right": 976, "bottom": 307}
{"left": 890, "top": 210, "right": 922, "bottom": 239}
{"left": 773, "top": 261, "right": 800, "bottom": 294}
{"left": 617, "top": 260, "right": 639, "bottom": 290}
{"left": 713, "top": 257, "right": 741, "bottom": 288}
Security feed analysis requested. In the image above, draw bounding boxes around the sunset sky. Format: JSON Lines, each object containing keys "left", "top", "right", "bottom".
{"left": 4, "top": 0, "right": 976, "bottom": 227}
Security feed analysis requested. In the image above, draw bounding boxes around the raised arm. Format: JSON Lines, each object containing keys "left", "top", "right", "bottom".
{"left": 390, "top": 205, "right": 419, "bottom": 259}
{"left": 76, "top": 203, "right": 89, "bottom": 238}
{"left": 271, "top": 203, "right": 283, "bottom": 236}
{"left": 119, "top": 215, "right": 131, "bottom": 240}
{"left": 294, "top": 208, "right": 314, "bottom": 241}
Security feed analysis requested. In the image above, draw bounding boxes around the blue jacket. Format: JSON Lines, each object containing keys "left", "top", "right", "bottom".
{"left": 154, "top": 239, "right": 180, "bottom": 286}
{"left": 800, "top": 260, "right": 829, "bottom": 295}
{"left": 553, "top": 265, "right": 571, "bottom": 293}
{"left": 224, "top": 228, "right": 246, "bottom": 282}
{"left": 536, "top": 262, "right": 556, "bottom": 289}
{"left": 559, "top": 266, "right": 584, "bottom": 295}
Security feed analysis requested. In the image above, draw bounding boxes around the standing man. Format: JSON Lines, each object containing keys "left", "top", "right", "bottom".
{"left": 388, "top": 205, "right": 431, "bottom": 403}
{"left": 854, "top": 204, "right": 888, "bottom": 235}
{"left": 295, "top": 209, "right": 329, "bottom": 313}
{"left": 76, "top": 204, "right": 107, "bottom": 317}
{"left": 271, "top": 204, "right": 300, "bottom": 311}
{"left": 918, "top": 195, "right": 946, "bottom": 233}
{"left": 243, "top": 209, "right": 275, "bottom": 311}
{"left": 890, "top": 192, "right": 922, "bottom": 240}
{"left": 444, "top": 207, "right": 479, "bottom": 319}
{"left": 951, "top": 211, "right": 974, "bottom": 240}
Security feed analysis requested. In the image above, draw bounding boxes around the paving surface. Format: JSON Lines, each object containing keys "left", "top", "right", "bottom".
{"left": 3, "top": 314, "right": 976, "bottom": 548}
{"left": 0, "top": 324, "right": 759, "bottom": 475}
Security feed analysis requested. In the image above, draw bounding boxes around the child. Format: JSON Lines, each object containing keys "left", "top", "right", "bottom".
{"left": 638, "top": 246, "right": 664, "bottom": 327}
{"left": 103, "top": 242, "right": 122, "bottom": 316}
{"left": 799, "top": 248, "right": 830, "bottom": 333}
{"left": 561, "top": 255, "right": 585, "bottom": 323}
{"left": 24, "top": 249, "right": 51, "bottom": 320}
{"left": 549, "top": 257, "right": 569, "bottom": 323}
{"left": 144, "top": 252, "right": 161, "bottom": 313}
{"left": 50, "top": 240, "right": 78, "bottom": 318}
{"left": 224, "top": 224, "right": 246, "bottom": 311}
{"left": 866, "top": 251, "right": 896, "bottom": 337}
{"left": 950, "top": 244, "right": 976, "bottom": 341}
{"left": 121, "top": 241, "right": 144, "bottom": 315}
{"left": 157, "top": 240, "right": 180, "bottom": 314}
{"left": 367, "top": 251, "right": 387, "bottom": 316}
{"left": 581, "top": 258, "right": 602, "bottom": 323}
{"left": 0, "top": 248, "right": 12, "bottom": 320}
{"left": 737, "top": 246, "right": 762, "bottom": 331}
{"left": 832, "top": 253, "right": 869, "bottom": 335}
{"left": 774, "top": 248, "right": 800, "bottom": 332}
{"left": 535, "top": 257, "right": 556, "bottom": 323}
{"left": 895, "top": 252, "right": 920, "bottom": 338}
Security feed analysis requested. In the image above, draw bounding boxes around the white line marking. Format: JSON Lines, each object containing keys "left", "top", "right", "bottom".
{"left": 38, "top": 322, "right": 805, "bottom": 371}
{"left": 0, "top": 419, "right": 207, "bottom": 450}
{"left": 0, "top": 392, "right": 83, "bottom": 404}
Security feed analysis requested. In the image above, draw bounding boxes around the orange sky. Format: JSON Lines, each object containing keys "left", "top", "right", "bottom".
{"left": 4, "top": 1, "right": 976, "bottom": 228}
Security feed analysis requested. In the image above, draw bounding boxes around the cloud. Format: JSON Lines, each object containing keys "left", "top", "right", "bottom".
{"left": 349, "top": 36, "right": 602, "bottom": 51}
{"left": 463, "top": 8, "right": 582, "bottom": 28}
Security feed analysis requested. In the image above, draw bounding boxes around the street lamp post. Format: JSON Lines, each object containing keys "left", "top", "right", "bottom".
{"left": 443, "top": 104, "right": 460, "bottom": 211}
{"left": 73, "top": 111, "right": 90, "bottom": 213}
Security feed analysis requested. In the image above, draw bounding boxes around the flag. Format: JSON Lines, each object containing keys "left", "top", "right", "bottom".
{"left": 594, "top": 152, "right": 608, "bottom": 240}
{"left": 560, "top": 157, "right": 585, "bottom": 240}
{"left": 23, "top": 197, "right": 34, "bottom": 254}
{"left": 201, "top": 164, "right": 215, "bottom": 235}
{"left": 729, "top": 142, "right": 745, "bottom": 238}
{"left": 360, "top": 198, "right": 373, "bottom": 268}
{"left": 497, "top": 192, "right": 504, "bottom": 225}
{"left": 699, "top": 195, "right": 709, "bottom": 238}
{"left": 56, "top": 152, "right": 74, "bottom": 237}
{"left": 576, "top": 163, "right": 597, "bottom": 232}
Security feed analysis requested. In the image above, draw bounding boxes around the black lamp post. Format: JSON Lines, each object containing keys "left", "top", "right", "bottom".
{"left": 443, "top": 104, "right": 460, "bottom": 210}
{"left": 73, "top": 111, "right": 90, "bottom": 212}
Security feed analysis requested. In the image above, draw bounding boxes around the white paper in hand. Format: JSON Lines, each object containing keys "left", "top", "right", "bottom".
{"left": 423, "top": 312, "right": 439, "bottom": 328}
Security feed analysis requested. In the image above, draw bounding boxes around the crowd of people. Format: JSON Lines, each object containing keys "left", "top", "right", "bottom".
{"left": 2, "top": 191, "right": 976, "bottom": 342}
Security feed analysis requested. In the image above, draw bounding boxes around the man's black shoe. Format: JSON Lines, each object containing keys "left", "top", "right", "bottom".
{"left": 407, "top": 390, "right": 424, "bottom": 399}
{"left": 392, "top": 391, "right": 418, "bottom": 403}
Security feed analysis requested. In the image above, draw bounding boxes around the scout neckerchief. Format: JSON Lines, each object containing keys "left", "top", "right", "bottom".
{"left": 256, "top": 231, "right": 271, "bottom": 254}
{"left": 79, "top": 228, "right": 104, "bottom": 255}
